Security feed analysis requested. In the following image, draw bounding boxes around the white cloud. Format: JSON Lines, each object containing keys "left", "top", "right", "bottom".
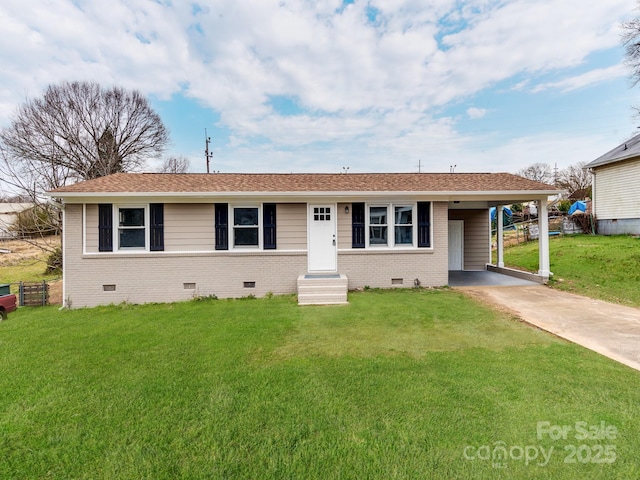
{"left": 466, "top": 107, "right": 488, "bottom": 119}
{"left": 531, "top": 64, "right": 628, "bottom": 93}
{"left": 0, "top": 0, "right": 636, "bottom": 175}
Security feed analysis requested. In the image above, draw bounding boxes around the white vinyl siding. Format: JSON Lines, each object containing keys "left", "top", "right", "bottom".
{"left": 593, "top": 158, "right": 640, "bottom": 220}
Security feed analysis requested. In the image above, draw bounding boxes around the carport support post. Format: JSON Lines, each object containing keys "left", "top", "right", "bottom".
{"left": 496, "top": 206, "right": 504, "bottom": 268}
{"left": 538, "top": 198, "right": 550, "bottom": 280}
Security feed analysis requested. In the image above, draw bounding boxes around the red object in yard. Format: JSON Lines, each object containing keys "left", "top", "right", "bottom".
{"left": 0, "top": 293, "right": 17, "bottom": 320}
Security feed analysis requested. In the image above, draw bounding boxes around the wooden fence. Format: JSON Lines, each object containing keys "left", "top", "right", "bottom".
{"left": 18, "top": 281, "right": 49, "bottom": 306}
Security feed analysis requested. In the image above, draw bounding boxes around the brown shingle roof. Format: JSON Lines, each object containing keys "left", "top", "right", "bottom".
{"left": 49, "top": 172, "right": 557, "bottom": 194}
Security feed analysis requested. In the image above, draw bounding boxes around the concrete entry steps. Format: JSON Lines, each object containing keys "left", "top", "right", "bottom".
{"left": 297, "top": 274, "right": 348, "bottom": 305}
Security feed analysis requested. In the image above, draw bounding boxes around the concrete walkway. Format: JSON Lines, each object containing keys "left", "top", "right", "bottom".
{"left": 456, "top": 284, "right": 640, "bottom": 372}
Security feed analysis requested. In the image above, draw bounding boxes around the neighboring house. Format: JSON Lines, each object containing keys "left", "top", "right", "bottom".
{"left": 585, "top": 133, "right": 640, "bottom": 235}
{"left": 48, "top": 172, "right": 557, "bottom": 308}
{"left": 0, "top": 203, "right": 35, "bottom": 239}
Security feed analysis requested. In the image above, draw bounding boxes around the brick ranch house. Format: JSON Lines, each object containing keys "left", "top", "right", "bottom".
{"left": 48, "top": 172, "right": 558, "bottom": 307}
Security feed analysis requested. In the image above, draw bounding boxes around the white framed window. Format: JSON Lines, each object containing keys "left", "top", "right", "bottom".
{"left": 394, "top": 205, "right": 413, "bottom": 245}
{"left": 232, "top": 206, "right": 260, "bottom": 248}
{"left": 367, "top": 204, "right": 415, "bottom": 248}
{"left": 369, "top": 206, "right": 388, "bottom": 246}
{"left": 118, "top": 206, "right": 147, "bottom": 250}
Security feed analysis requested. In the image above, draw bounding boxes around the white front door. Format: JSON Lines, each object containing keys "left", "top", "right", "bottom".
{"left": 448, "top": 220, "right": 464, "bottom": 270}
{"left": 308, "top": 205, "right": 337, "bottom": 272}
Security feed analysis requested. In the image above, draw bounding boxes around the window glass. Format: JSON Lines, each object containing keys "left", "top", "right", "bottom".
{"left": 369, "top": 206, "right": 388, "bottom": 245}
{"left": 119, "top": 228, "right": 145, "bottom": 248}
{"left": 233, "top": 207, "right": 259, "bottom": 247}
{"left": 118, "top": 207, "right": 145, "bottom": 249}
{"left": 234, "top": 208, "right": 258, "bottom": 226}
{"left": 234, "top": 228, "right": 259, "bottom": 246}
{"left": 394, "top": 206, "right": 413, "bottom": 245}
{"left": 120, "top": 208, "right": 144, "bottom": 227}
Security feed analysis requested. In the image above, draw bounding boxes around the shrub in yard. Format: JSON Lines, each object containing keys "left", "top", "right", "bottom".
{"left": 45, "top": 247, "right": 62, "bottom": 274}
{"left": 556, "top": 200, "right": 571, "bottom": 214}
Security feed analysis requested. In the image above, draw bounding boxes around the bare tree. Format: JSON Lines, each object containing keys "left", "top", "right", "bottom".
{"left": 0, "top": 81, "right": 169, "bottom": 196}
{"left": 158, "top": 156, "right": 190, "bottom": 173}
{"left": 0, "top": 81, "right": 169, "bottom": 264}
{"left": 516, "top": 163, "right": 554, "bottom": 184}
{"left": 557, "top": 162, "right": 592, "bottom": 198}
{"left": 623, "top": 7, "right": 640, "bottom": 87}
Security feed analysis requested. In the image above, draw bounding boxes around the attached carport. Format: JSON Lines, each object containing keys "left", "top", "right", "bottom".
{"left": 447, "top": 194, "right": 556, "bottom": 283}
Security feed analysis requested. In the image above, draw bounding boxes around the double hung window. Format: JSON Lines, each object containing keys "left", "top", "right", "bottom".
{"left": 394, "top": 206, "right": 413, "bottom": 245}
{"left": 118, "top": 207, "right": 145, "bottom": 249}
{"left": 233, "top": 207, "right": 259, "bottom": 247}
{"left": 369, "top": 206, "right": 388, "bottom": 245}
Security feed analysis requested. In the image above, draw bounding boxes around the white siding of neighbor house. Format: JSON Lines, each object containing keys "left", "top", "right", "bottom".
{"left": 593, "top": 157, "right": 640, "bottom": 220}
{"left": 65, "top": 201, "right": 451, "bottom": 307}
{"left": 276, "top": 203, "right": 307, "bottom": 250}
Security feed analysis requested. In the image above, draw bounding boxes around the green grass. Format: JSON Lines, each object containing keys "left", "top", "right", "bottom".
{"left": 0, "top": 251, "right": 59, "bottom": 294}
{"left": 502, "top": 234, "right": 640, "bottom": 306}
{"left": 1, "top": 289, "right": 639, "bottom": 479}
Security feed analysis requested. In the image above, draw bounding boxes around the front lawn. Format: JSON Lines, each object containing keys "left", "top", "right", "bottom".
{"left": 501, "top": 234, "right": 640, "bottom": 306}
{"left": 1, "top": 290, "right": 638, "bottom": 479}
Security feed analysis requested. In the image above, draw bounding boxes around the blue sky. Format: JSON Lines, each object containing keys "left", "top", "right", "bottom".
{"left": 0, "top": 0, "right": 638, "bottom": 176}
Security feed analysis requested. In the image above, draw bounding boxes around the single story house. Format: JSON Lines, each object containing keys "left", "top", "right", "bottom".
{"left": 48, "top": 172, "right": 558, "bottom": 307}
{"left": 585, "top": 133, "right": 640, "bottom": 235}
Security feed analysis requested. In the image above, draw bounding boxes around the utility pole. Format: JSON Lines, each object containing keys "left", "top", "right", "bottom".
{"left": 205, "top": 129, "right": 213, "bottom": 174}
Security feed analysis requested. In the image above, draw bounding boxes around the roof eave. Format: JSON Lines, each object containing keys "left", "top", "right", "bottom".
{"left": 46, "top": 189, "right": 560, "bottom": 202}
{"left": 585, "top": 152, "right": 640, "bottom": 169}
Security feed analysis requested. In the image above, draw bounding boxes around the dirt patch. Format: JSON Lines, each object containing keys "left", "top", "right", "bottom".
{"left": 48, "top": 279, "right": 63, "bottom": 305}
{"left": 0, "top": 236, "right": 60, "bottom": 266}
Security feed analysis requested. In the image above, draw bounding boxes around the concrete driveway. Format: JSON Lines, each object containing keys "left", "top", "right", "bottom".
{"left": 456, "top": 284, "right": 640, "bottom": 372}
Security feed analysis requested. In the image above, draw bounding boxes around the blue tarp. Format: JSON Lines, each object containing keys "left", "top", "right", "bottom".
{"left": 568, "top": 201, "right": 586, "bottom": 215}
{"left": 490, "top": 206, "right": 513, "bottom": 221}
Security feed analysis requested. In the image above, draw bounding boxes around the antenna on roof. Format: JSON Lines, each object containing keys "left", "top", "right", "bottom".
{"left": 342, "top": 166, "right": 350, "bottom": 174}
{"left": 449, "top": 164, "right": 457, "bottom": 173}
{"left": 418, "top": 159, "right": 422, "bottom": 173}
{"left": 205, "top": 129, "right": 213, "bottom": 174}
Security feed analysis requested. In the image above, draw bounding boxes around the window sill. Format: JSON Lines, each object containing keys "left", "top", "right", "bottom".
{"left": 82, "top": 250, "right": 307, "bottom": 259}
{"left": 337, "top": 247, "right": 433, "bottom": 254}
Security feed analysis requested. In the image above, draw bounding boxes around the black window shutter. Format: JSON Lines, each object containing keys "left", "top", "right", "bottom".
{"left": 417, "top": 202, "right": 431, "bottom": 248}
{"left": 263, "top": 203, "right": 277, "bottom": 249}
{"left": 150, "top": 203, "right": 164, "bottom": 251}
{"left": 98, "top": 204, "right": 113, "bottom": 252}
{"left": 215, "top": 203, "right": 228, "bottom": 250}
{"left": 352, "top": 202, "right": 365, "bottom": 248}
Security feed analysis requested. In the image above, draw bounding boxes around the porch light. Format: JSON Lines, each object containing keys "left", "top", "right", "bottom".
{"left": 345, "top": 205, "right": 349, "bottom": 214}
